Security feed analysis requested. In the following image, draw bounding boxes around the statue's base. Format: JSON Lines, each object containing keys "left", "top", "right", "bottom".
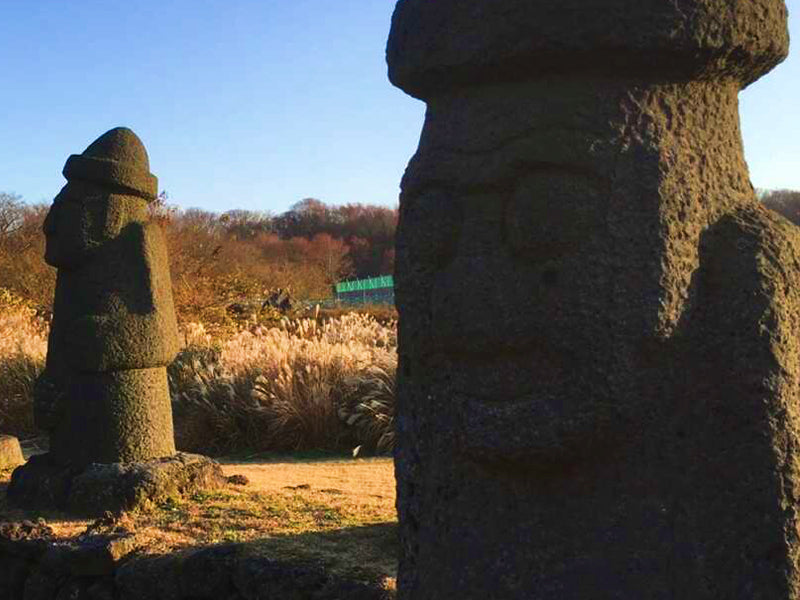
{"left": 6, "top": 452, "right": 226, "bottom": 516}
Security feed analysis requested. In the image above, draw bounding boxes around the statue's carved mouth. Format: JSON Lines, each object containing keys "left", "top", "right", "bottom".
{"left": 433, "top": 347, "right": 567, "bottom": 402}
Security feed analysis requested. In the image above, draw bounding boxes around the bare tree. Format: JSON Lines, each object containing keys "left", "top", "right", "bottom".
{"left": 0, "top": 192, "right": 25, "bottom": 239}
{"left": 761, "top": 189, "right": 800, "bottom": 227}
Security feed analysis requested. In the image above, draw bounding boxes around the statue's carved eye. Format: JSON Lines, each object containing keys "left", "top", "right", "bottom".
{"left": 505, "top": 172, "right": 604, "bottom": 263}
{"left": 398, "top": 189, "right": 463, "bottom": 270}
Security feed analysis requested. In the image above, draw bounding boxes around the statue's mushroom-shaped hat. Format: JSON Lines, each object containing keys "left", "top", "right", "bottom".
{"left": 387, "top": 0, "right": 790, "bottom": 99}
{"left": 62, "top": 127, "right": 158, "bottom": 201}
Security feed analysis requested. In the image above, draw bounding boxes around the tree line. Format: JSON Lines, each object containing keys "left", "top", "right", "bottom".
{"left": 760, "top": 189, "right": 800, "bottom": 227}
{"left": 0, "top": 192, "right": 397, "bottom": 322}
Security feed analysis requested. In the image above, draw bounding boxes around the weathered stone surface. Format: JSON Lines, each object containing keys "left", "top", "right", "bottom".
{"left": 232, "top": 554, "right": 389, "bottom": 600}
{"left": 114, "top": 554, "right": 180, "bottom": 600}
{"left": 388, "top": 0, "right": 797, "bottom": 598}
{"left": 23, "top": 566, "right": 63, "bottom": 600}
{"left": 1, "top": 526, "right": 389, "bottom": 600}
{"left": 7, "top": 454, "right": 79, "bottom": 511}
{"left": 179, "top": 544, "right": 241, "bottom": 599}
{"left": 0, "top": 520, "right": 55, "bottom": 600}
{"left": 31, "top": 126, "right": 179, "bottom": 468}
{"left": 388, "top": 0, "right": 790, "bottom": 98}
{"left": 8, "top": 452, "right": 226, "bottom": 517}
{"left": 0, "top": 434, "right": 24, "bottom": 469}
{"left": 86, "top": 578, "right": 116, "bottom": 600}
{"left": 0, "top": 554, "right": 30, "bottom": 600}
{"left": 64, "top": 533, "right": 142, "bottom": 577}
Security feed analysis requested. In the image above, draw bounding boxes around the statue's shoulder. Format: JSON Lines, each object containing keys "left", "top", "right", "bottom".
{"left": 706, "top": 205, "right": 800, "bottom": 279}
{"left": 123, "top": 220, "right": 169, "bottom": 265}
{"left": 695, "top": 204, "right": 800, "bottom": 351}
{"left": 138, "top": 219, "right": 167, "bottom": 244}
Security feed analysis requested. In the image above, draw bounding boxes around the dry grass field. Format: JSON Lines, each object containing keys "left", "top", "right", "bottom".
{"left": 0, "top": 455, "right": 398, "bottom": 590}
{"left": 1, "top": 294, "right": 397, "bottom": 456}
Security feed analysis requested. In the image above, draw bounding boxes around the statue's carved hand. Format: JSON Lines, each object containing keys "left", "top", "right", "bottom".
{"left": 64, "top": 312, "right": 178, "bottom": 372}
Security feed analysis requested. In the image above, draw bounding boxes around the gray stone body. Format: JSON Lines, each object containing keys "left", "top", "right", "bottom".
{"left": 34, "top": 127, "right": 179, "bottom": 467}
{"left": 388, "top": 1, "right": 800, "bottom": 598}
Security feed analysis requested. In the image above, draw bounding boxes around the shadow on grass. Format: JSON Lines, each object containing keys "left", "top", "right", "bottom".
{"left": 111, "top": 523, "right": 397, "bottom": 598}
{"left": 1, "top": 472, "right": 398, "bottom": 590}
{"left": 244, "top": 521, "right": 398, "bottom": 584}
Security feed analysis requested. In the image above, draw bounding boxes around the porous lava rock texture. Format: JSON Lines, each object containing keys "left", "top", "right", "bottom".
{"left": 388, "top": 0, "right": 799, "bottom": 598}
{"left": 7, "top": 128, "right": 223, "bottom": 515}
{"left": 0, "top": 524, "right": 389, "bottom": 600}
{"left": 7, "top": 452, "right": 226, "bottom": 517}
{"left": 0, "top": 435, "right": 24, "bottom": 470}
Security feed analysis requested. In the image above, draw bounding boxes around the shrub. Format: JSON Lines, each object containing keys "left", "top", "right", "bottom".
{"left": 339, "top": 356, "right": 396, "bottom": 456}
{"left": 0, "top": 289, "right": 47, "bottom": 438}
{"left": 0, "top": 302, "right": 398, "bottom": 455}
{"left": 169, "top": 314, "right": 397, "bottom": 455}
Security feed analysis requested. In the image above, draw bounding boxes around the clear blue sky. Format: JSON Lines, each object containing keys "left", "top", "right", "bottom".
{"left": 1, "top": 1, "right": 798, "bottom": 214}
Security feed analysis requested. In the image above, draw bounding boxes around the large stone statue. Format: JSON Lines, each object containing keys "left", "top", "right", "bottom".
{"left": 388, "top": 1, "right": 799, "bottom": 598}
{"left": 36, "top": 126, "right": 179, "bottom": 466}
{"left": 8, "top": 128, "right": 224, "bottom": 515}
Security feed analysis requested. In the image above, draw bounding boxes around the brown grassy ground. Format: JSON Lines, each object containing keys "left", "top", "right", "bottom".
{"left": 0, "top": 455, "right": 397, "bottom": 591}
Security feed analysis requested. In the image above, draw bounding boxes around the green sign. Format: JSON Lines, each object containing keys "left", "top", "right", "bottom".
{"left": 335, "top": 275, "right": 394, "bottom": 294}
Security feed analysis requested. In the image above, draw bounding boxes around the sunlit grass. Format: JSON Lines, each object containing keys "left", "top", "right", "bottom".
{"left": 0, "top": 290, "right": 47, "bottom": 436}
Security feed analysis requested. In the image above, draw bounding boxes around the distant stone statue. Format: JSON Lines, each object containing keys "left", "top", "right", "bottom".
{"left": 8, "top": 128, "right": 225, "bottom": 515}
{"left": 32, "top": 127, "right": 179, "bottom": 467}
{"left": 388, "top": 1, "right": 799, "bottom": 598}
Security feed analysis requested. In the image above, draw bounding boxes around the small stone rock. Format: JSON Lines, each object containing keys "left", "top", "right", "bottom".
{"left": 179, "top": 544, "right": 241, "bottom": 599}
{"left": 6, "top": 453, "right": 78, "bottom": 510}
{"left": 83, "top": 511, "right": 135, "bottom": 537}
{"left": 0, "top": 435, "right": 24, "bottom": 470}
{"left": 226, "top": 474, "right": 249, "bottom": 486}
{"left": 66, "top": 533, "right": 143, "bottom": 577}
{"left": 115, "top": 555, "right": 180, "bottom": 600}
{"left": 0, "top": 519, "right": 54, "bottom": 561}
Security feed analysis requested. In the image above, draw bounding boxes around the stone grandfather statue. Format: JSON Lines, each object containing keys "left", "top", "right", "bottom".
{"left": 35, "top": 126, "right": 179, "bottom": 467}
{"left": 7, "top": 128, "right": 224, "bottom": 516}
{"left": 389, "top": 0, "right": 800, "bottom": 598}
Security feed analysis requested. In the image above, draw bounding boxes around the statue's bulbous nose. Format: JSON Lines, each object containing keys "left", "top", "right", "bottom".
{"left": 430, "top": 200, "right": 539, "bottom": 354}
